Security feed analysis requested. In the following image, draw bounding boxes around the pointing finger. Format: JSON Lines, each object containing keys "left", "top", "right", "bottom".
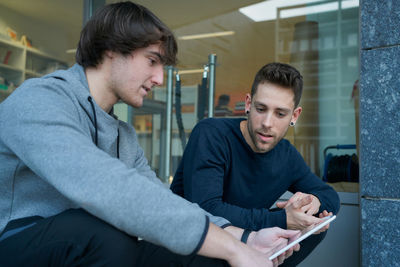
{"left": 292, "top": 195, "right": 312, "bottom": 209}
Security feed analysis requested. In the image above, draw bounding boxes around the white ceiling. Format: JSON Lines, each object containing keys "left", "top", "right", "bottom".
{"left": 0, "top": 0, "right": 261, "bottom": 40}
{"left": 0, "top": 0, "right": 83, "bottom": 34}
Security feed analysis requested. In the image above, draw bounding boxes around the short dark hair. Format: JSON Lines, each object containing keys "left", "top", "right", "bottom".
{"left": 218, "top": 94, "right": 230, "bottom": 105}
{"left": 250, "top": 62, "right": 303, "bottom": 107}
{"left": 76, "top": 2, "right": 177, "bottom": 68}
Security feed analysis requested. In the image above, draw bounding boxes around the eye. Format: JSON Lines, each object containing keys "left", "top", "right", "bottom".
{"left": 277, "top": 112, "right": 287, "bottom": 118}
{"left": 149, "top": 58, "right": 156, "bottom": 65}
{"left": 256, "top": 107, "right": 265, "bottom": 113}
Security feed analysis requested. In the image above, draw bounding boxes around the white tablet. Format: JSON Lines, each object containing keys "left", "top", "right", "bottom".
{"left": 269, "top": 215, "right": 336, "bottom": 261}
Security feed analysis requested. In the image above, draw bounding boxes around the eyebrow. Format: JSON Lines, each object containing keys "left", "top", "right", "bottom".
{"left": 276, "top": 107, "right": 291, "bottom": 113}
{"left": 148, "top": 51, "right": 165, "bottom": 64}
{"left": 254, "top": 101, "right": 291, "bottom": 113}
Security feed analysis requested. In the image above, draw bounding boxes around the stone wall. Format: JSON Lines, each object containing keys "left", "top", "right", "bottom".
{"left": 360, "top": 0, "right": 400, "bottom": 265}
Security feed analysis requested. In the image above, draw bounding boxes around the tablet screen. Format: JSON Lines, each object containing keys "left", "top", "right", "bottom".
{"left": 269, "top": 215, "right": 336, "bottom": 260}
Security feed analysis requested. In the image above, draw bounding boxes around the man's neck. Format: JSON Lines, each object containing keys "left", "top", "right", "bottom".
{"left": 240, "top": 120, "right": 257, "bottom": 152}
{"left": 85, "top": 64, "right": 118, "bottom": 113}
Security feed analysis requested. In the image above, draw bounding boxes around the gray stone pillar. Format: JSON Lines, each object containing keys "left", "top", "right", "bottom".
{"left": 360, "top": 1, "right": 400, "bottom": 265}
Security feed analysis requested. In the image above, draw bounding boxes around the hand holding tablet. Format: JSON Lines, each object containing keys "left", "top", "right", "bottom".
{"left": 269, "top": 215, "right": 336, "bottom": 261}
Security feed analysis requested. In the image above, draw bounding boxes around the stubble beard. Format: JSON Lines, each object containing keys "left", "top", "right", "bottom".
{"left": 247, "top": 119, "right": 272, "bottom": 153}
{"left": 247, "top": 119, "right": 288, "bottom": 153}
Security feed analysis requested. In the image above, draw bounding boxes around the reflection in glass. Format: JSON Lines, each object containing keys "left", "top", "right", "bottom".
{"left": 275, "top": 0, "right": 359, "bottom": 192}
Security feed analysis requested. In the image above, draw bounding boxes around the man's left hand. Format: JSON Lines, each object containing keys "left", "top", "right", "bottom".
{"left": 314, "top": 210, "right": 333, "bottom": 234}
{"left": 276, "top": 192, "right": 321, "bottom": 215}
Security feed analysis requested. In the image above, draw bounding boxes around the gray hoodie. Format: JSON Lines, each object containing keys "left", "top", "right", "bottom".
{"left": 0, "top": 64, "right": 229, "bottom": 255}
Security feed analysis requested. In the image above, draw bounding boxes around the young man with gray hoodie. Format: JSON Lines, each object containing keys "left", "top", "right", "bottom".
{"left": 0, "top": 2, "right": 304, "bottom": 267}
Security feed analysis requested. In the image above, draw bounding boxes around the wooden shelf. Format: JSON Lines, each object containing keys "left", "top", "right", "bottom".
{"left": 0, "top": 37, "right": 67, "bottom": 91}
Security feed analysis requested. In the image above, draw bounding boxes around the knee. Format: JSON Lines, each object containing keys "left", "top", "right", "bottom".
{"left": 55, "top": 209, "right": 138, "bottom": 265}
{"left": 59, "top": 208, "right": 136, "bottom": 244}
{"left": 312, "top": 230, "right": 328, "bottom": 244}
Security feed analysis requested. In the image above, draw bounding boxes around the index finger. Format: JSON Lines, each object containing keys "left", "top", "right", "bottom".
{"left": 292, "top": 195, "right": 313, "bottom": 209}
{"left": 273, "top": 228, "right": 301, "bottom": 240}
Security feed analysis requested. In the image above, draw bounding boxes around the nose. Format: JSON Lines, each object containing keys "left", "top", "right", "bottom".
{"left": 261, "top": 112, "right": 274, "bottom": 129}
{"left": 152, "top": 65, "right": 164, "bottom": 86}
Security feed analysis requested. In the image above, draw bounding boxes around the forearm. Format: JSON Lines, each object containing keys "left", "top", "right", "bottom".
{"left": 201, "top": 199, "right": 285, "bottom": 230}
{"left": 198, "top": 223, "right": 244, "bottom": 263}
{"left": 223, "top": 225, "right": 245, "bottom": 240}
{"left": 224, "top": 225, "right": 257, "bottom": 245}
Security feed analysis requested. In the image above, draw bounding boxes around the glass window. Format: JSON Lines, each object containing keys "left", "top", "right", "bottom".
{"left": 134, "top": 0, "right": 360, "bottom": 192}
{"left": 274, "top": 1, "right": 360, "bottom": 192}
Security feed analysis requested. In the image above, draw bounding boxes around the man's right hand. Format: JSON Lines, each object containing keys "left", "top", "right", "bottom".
{"left": 247, "top": 227, "right": 300, "bottom": 254}
{"left": 277, "top": 195, "right": 322, "bottom": 230}
{"left": 247, "top": 227, "right": 301, "bottom": 266}
{"left": 199, "top": 223, "right": 276, "bottom": 267}
{"left": 223, "top": 225, "right": 301, "bottom": 266}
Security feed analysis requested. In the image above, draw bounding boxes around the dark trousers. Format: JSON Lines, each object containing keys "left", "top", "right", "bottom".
{"left": 0, "top": 209, "right": 228, "bottom": 267}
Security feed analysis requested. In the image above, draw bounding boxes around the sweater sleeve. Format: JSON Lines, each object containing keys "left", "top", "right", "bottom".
{"left": 132, "top": 136, "right": 231, "bottom": 228}
{"left": 172, "top": 120, "right": 287, "bottom": 230}
{"left": 0, "top": 80, "right": 210, "bottom": 255}
{"left": 287, "top": 146, "right": 341, "bottom": 215}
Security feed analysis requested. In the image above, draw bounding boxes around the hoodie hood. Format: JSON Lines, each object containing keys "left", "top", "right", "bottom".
{"left": 43, "top": 64, "right": 120, "bottom": 157}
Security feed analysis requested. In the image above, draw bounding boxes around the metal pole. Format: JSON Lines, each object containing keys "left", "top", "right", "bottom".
{"left": 164, "top": 66, "right": 174, "bottom": 182}
{"left": 208, "top": 54, "right": 217, "bottom": 118}
{"left": 82, "top": 0, "right": 105, "bottom": 26}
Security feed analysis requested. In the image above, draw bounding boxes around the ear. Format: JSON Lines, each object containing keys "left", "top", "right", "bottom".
{"left": 245, "top": 93, "right": 252, "bottom": 113}
{"left": 291, "top": 106, "right": 302, "bottom": 124}
{"left": 105, "top": 50, "right": 114, "bottom": 59}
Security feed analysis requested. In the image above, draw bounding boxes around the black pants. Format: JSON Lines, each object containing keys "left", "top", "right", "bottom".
{"left": 0, "top": 209, "right": 228, "bottom": 267}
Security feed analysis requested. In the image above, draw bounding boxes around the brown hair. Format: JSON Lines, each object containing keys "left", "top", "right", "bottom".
{"left": 76, "top": 1, "right": 177, "bottom": 68}
{"left": 251, "top": 62, "right": 303, "bottom": 107}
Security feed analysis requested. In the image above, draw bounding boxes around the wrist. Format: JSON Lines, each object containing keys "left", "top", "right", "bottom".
{"left": 198, "top": 223, "right": 245, "bottom": 263}
{"left": 245, "top": 231, "right": 257, "bottom": 247}
{"left": 285, "top": 209, "right": 294, "bottom": 229}
{"left": 224, "top": 225, "right": 244, "bottom": 240}
{"left": 226, "top": 237, "right": 247, "bottom": 265}
{"left": 240, "top": 229, "right": 252, "bottom": 243}
{"left": 312, "top": 194, "right": 321, "bottom": 208}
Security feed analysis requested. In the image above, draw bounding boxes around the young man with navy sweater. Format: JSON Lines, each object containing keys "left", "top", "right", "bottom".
{"left": 172, "top": 62, "right": 341, "bottom": 266}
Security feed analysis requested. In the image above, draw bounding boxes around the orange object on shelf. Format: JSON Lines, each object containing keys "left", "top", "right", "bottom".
{"left": 6, "top": 27, "right": 17, "bottom": 41}
{"left": 20, "top": 35, "right": 32, "bottom": 47}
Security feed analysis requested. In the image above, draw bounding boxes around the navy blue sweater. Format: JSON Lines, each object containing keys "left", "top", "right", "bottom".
{"left": 171, "top": 118, "right": 340, "bottom": 230}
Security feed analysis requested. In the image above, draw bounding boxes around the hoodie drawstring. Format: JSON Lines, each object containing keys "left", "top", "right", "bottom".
{"left": 87, "top": 96, "right": 98, "bottom": 146}
{"left": 87, "top": 96, "right": 119, "bottom": 158}
{"left": 117, "top": 128, "right": 120, "bottom": 158}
